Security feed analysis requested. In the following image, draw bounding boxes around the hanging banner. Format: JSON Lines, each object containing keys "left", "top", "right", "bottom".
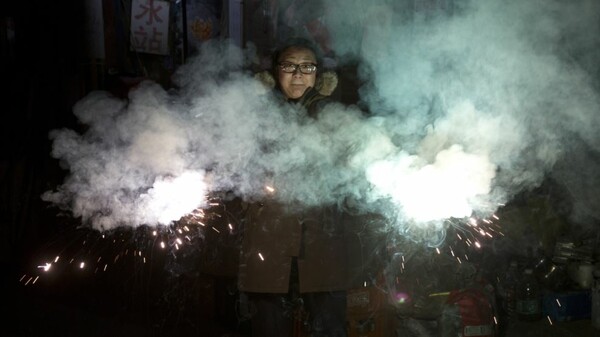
{"left": 130, "top": 0, "right": 170, "bottom": 55}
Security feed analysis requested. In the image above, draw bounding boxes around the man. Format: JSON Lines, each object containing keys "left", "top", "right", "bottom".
{"left": 238, "top": 38, "right": 348, "bottom": 337}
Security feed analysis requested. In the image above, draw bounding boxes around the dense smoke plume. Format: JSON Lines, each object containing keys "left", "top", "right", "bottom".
{"left": 323, "top": 0, "right": 600, "bottom": 226}
{"left": 43, "top": 0, "right": 600, "bottom": 241}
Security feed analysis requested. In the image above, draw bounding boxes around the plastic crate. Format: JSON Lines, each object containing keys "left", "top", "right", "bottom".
{"left": 542, "top": 290, "right": 592, "bottom": 322}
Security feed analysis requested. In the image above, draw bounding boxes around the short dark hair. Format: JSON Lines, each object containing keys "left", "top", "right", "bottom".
{"left": 271, "top": 37, "right": 323, "bottom": 75}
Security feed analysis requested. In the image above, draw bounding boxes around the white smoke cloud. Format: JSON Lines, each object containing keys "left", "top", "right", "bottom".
{"left": 43, "top": 0, "right": 600, "bottom": 239}
{"left": 322, "top": 0, "right": 600, "bottom": 228}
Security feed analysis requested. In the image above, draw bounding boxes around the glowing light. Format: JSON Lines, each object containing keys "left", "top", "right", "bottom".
{"left": 265, "top": 185, "right": 275, "bottom": 193}
{"left": 212, "top": 227, "right": 220, "bottom": 233}
{"left": 79, "top": 262, "right": 85, "bottom": 269}
{"left": 160, "top": 241, "right": 166, "bottom": 249}
{"left": 366, "top": 145, "right": 496, "bottom": 224}
{"left": 142, "top": 171, "right": 209, "bottom": 225}
{"left": 556, "top": 299, "right": 561, "bottom": 307}
{"left": 394, "top": 292, "right": 411, "bottom": 304}
{"left": 37, "top": 263, "right": 52, "bottom": 272}
{"left": 547, "top": 316, "right": 553, "bottom": 325}
{"left": 258, "top": 252, "right": 264, "bottom": 261}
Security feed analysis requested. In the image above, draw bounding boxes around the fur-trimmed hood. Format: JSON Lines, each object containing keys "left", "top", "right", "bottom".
{"left": 254, "top": 70, "right": 338, "bottom": 97}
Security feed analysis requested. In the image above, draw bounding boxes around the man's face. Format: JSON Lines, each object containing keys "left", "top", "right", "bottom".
{"left": 277, "top": 47, "right": 317, "bottom": 99}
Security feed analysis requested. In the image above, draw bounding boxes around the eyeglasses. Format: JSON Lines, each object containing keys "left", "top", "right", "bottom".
{"left": 278, "top": 62, "right": 317, "bottom": 74}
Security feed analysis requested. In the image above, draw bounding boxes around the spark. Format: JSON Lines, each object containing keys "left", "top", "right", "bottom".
{"left": 547, "top": 316, "right": 553, "bottom": 325}
{"left": 474, "top": 241, "right": 481, "bottom": 249}
{"left": 493, "top": 316, "right": 498, "bottom": 325}
{"left": 37, "top": 263, "right": 52, "bottom": 272}
{"left": 435, "top": 248, "right": 440, "bottom": 254}
{"left": 258, "top": 252, "right": 265, "bottom": 261}
{"left": 555, "top": 298, "right": 561, "bottom": 307}
{"left": 21, "top": 204, "right": 231, "bottom": 288}
{"left": 265, "top": 185, "right": 275, "bottom": 193}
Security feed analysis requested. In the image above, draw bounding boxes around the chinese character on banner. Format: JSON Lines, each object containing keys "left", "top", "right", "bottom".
{"left": 130, "top": 0, "right": 170, "bottom": 55}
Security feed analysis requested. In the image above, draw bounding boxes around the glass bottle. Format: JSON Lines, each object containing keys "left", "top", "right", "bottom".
{"left": 515, "top": 268, "right": 542, "bottom": 321}
{"left": 497, "top": 261, "right": 519, "bottom": 336}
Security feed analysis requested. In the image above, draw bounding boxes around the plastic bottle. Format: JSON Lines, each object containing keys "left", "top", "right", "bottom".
{"left": 515, "top": 268, "right": 542, "bottom": 321}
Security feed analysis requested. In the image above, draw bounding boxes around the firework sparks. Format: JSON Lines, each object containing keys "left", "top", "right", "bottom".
{"left": 19, "top": 197, "right": 240, "bottom": 289}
